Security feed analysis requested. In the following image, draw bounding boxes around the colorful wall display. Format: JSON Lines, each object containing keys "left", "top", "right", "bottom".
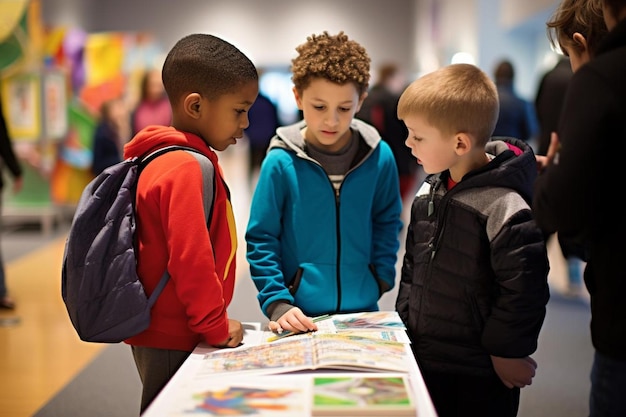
{"left": 1, "top": 0, "right": 164, "bottom": 207}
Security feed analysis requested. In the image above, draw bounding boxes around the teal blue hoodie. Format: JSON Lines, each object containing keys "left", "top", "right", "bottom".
{"left": 245, "top": 119, "right": 403, "bottom": 318}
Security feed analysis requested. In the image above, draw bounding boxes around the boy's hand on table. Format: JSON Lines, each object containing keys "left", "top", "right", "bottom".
{"left": 214, "top": 319, "right": 243, "bottom": 348}
{"left": 269, "top": 307, "right": 317, "bottom": 334}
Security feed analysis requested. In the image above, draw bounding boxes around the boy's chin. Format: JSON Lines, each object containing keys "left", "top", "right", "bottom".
{"left": 212, "top": 138, "right": 238, "bottom": 151}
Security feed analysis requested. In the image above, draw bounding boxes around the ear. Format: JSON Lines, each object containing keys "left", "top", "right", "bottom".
{"left": 183, "top": 93, "right": 202, "bottom": 119}
{"left": 292, "top": 87, "right": 303, "bottom": 110}
{"left": 572, "top": 32, "right": 589, "bottom": 54}
{"left": 355, "top": 91, "right": 369, "bottom": 113}
{"left": 454, "top": 133, "right": 472, "bottom": 156}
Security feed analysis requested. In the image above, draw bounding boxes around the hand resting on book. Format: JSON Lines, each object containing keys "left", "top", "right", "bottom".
{"left": 268, "top": 306, "right": 320, "bottom": 335}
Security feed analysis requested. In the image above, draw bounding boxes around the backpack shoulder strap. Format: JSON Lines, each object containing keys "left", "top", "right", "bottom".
{"left": 143, "top": 147, "right": 216, "bottom": 306}
{"left": 184, "top": 150, "right": 216, "bottom": 226}
{"left": 139, "top": 145, "right": 215, "bottom": 223}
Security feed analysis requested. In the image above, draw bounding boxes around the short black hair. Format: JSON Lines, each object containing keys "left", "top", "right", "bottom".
{"left": 162, "top": 34, "right": 258, "bottom": 105}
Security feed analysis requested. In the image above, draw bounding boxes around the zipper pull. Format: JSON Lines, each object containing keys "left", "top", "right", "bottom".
{"left": 428, "top": 200, "right": 434, "bottom": 216}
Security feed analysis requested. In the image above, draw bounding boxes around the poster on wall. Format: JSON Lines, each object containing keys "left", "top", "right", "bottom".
{"left": 42, "top": 71, "right": 68, "bottom": 141}
{"left": 0, "top": 73, "right": 41, "bottom": 142}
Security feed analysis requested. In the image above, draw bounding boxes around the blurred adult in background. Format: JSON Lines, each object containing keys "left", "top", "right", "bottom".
{"left": 535, "top": 57, "right": 573, "bottom": 156}
{"left": 357, "top": 62, "right": 419, "bottom": 201}
{"left": 492, "top": 59, "right": 536, "bottom": 143}
{"left": 244, "top": 90, "right": 279, "bottom": 185}
{"left": 91, "top": 97, "right": 130, "bottom": 175}
{"left": 534, "top": 58, "right": 576, "bottom": 293}
{"left": 533, "top": 0, "right": 626, "bottom": 414}
{"left": 0, "top": 99, "right": 23, "bottom": 309}
{"left": 131, "top": 69, "right": 172, "bottom": 135}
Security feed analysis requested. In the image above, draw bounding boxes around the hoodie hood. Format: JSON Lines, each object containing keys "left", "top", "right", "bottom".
{"left": 268, "top": 118, "right": 381, "bottom": 156}
{"left": 461, "top": 136, "right": 537, "bottom": 204}
{"left": 123, "top": 126, "right": 213, "bottom": 160}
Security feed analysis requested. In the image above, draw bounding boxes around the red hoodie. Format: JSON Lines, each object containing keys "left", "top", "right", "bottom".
{"left": 123, "top": 126, "right": 236, "bottom": 351}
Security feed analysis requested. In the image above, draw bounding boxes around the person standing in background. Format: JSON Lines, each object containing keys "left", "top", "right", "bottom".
{"left": 357, "top": 63, "right": 420, "bottom": 201}
{"left": 0, "top": 99, "right": 23, "bottom": 310}
{"left": 533, "top": 0, "right": 626, "bottom": 415}
{"left": 534, "top": 58, "right": 578, "bottom": 295}
{"left": 91, "top": 97, "right": 130, "bottom": 175}
{"left": 131, "top": 68, "right": 172, "bottom": 135}
{"left": 492, "top": 59, "right": 536, "bottom": 143}
{"left": 244, "top": 86, "right": 279, "bottom": 186}
{"left": 535, "top": 57, "right": 572, "bottom": 156}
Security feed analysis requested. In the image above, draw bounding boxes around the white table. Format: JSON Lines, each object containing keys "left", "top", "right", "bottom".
{"left": 142, "top": 322, "right": 437, "bottom": 416}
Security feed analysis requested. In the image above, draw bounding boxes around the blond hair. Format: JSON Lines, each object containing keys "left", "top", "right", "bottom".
{"left": 397, "top": 64, "right": 498, "bottom": 145}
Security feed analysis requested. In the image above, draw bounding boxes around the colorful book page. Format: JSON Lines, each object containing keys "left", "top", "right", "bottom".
{"left": 166, "top": 374, "right": 310, "bottom": 416}
{"left": 332, "top": 311, "right": 406, "bottom": 331}
{"left": 312, "top": 374, "right": 416, "bottom": 416}
{"left": 199, "top": 333, "right": 408, "bottom": 375}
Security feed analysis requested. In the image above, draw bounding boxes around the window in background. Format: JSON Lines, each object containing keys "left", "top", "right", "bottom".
{"left": 258, "top": 68, "right": 300, "bottom": 125}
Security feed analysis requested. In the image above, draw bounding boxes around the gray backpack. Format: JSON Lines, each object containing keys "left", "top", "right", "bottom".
{"left": 61, "top": 146, "right": 214, "bottom": 343}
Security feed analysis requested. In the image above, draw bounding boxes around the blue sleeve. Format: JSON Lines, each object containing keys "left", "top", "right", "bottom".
{"left": 245, "top": 152, "right": 293, "bottom": 316}
{"left": 371, "top": 142, "right": 403, "bottom": 291}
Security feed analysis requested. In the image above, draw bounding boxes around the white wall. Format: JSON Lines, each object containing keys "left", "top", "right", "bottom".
{"left": 41, "top": 0, "right": 416, "bottom": 75}
{"left": 41, "top": 0, "right": 563, "bottom": 103}
{"left": 477, "top": 0, "right": 559, "bottom": 99}
{"left": 500, "top": 0, "right": 557, "bottom": 28}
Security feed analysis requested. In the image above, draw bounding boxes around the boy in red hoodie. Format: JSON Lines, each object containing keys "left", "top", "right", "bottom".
{"left": 122, "top": 33, "right": 259, "bottom": 413}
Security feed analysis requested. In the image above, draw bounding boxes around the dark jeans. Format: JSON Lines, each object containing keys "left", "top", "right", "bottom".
{"left": 131, "top": 345, "right": 191, "bottom": 414}
{"left": 590, "top": 350, "right": 626, "bottom": 417}
{"left": 422, "top": 369, "right": 520, "bottom": 417}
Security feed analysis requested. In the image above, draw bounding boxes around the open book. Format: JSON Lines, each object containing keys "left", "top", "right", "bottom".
{"left": 265, "top": 310, "right": 407, "bottom": 342}
{"left": 200, "top": 332, "right": 410, "bottom": 375}
{"left": 331, "top": 311, "right": 406, "bottom": 331}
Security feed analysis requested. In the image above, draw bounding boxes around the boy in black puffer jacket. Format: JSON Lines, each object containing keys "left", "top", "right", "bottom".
{"left": 396, "top": 63, "right": 550, "bottom": 417}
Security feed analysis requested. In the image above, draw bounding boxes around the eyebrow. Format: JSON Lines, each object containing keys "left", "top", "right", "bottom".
{"left": 310, "top": 98, "right": 355, "bottom": 105}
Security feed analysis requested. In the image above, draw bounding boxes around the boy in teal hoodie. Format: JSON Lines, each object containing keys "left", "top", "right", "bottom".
{"left": 246, "top": 31, "right": 403, "bottom": 335}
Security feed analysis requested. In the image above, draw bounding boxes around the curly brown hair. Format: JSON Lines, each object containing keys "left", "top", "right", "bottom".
{"left": 291, "top": 31, "right": 371, "bottom": 95}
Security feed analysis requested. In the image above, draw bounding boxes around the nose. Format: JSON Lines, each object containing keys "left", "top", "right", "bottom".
{"left": 325, "top": 111, "right": 340, "bottom": 128}
{"left": 241, "top": 113, "right": 250, "bottom": 130}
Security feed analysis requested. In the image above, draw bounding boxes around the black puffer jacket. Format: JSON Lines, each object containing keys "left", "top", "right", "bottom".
{"left": 396, "top": 137, "right": 550, "bottom": 377}
{"left": 533, "top": 20, "right": 626, "bottom": 361}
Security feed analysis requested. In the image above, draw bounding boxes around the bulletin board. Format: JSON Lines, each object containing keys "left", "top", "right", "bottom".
{"left": 0, "top": 72, "right": 41, "bottom": 142}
